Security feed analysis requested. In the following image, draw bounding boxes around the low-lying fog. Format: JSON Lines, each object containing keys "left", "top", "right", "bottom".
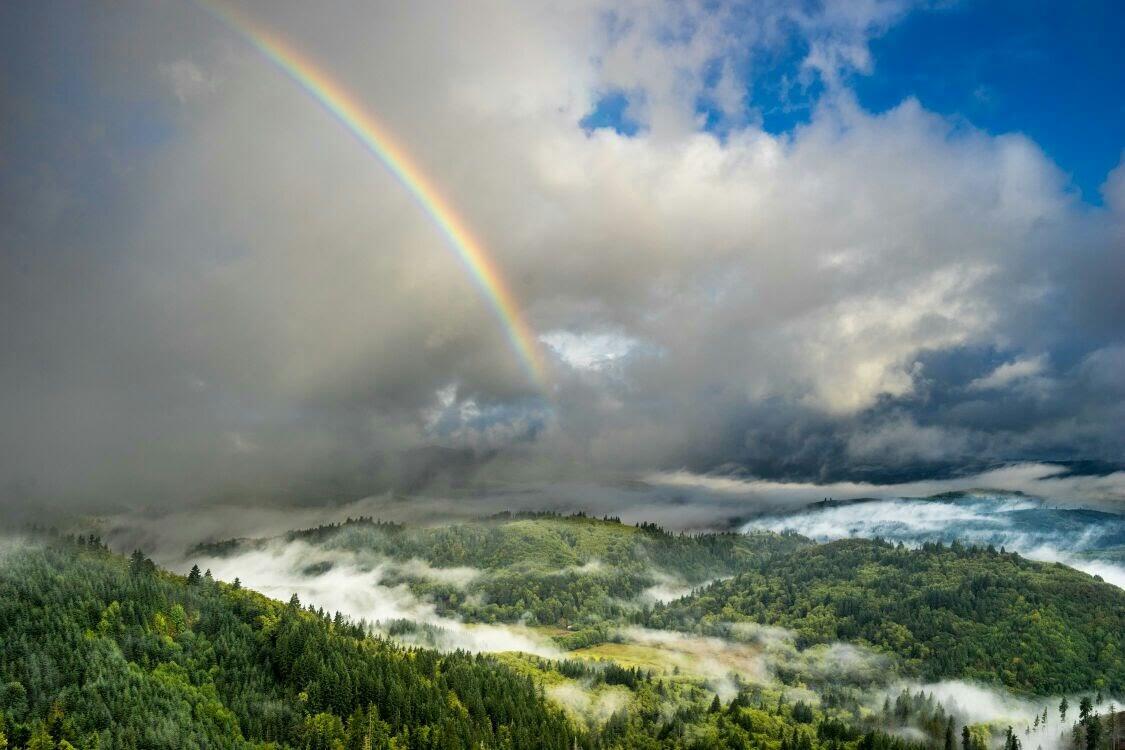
{"left": 737, "top": 491, "right": 1125, "bottom": 588}
{"left": 191, "top": 539, "right": 559, "bottom": 656}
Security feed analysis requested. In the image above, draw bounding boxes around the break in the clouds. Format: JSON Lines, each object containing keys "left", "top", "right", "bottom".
{"left": 1, "top": 1, "right": 1124, "bottom": 513}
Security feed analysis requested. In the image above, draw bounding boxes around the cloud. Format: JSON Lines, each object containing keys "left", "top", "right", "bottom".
{"left": 967, "top": 355, "right": 1048, "bottom": 392}
{"left": 649, "top": 462, "right": 1125, "bottom": 509}
{"left": 587, "top": 622, "right": 891, "bottom": 700}
{"left": 639, "top": 568, "right": 714, "bottom": 604}
{"left": 725, "top": 621, "right": 892, "bottom": 686}
{"left": 732, "top": 480, "right": 1125, "bottom": 588}
{"left": 1, "top": 0, "right": 1123, "bottom": 514}
{"left": 547, "top": 683, "right": 631, "bottom": 726}
{"left": 616, "top": 626, "right": 771, "bottom": 696}
{"left": 888, "top": 680, "right": 1125, "bottom": 750}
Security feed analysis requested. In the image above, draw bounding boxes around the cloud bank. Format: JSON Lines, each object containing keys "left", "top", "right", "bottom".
{"left": 722, "top": 473, "right": 1125, "bottom": 587}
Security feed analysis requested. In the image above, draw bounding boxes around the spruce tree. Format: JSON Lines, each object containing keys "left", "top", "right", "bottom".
{"left": 1080, "top": 697, "right": 1093, "bottom": 724}
{"left": 1085, "top": 713, "right": 1101, "bottom": 750}
{"left": 128, "top": 549, "right": 149, "bottom": 575}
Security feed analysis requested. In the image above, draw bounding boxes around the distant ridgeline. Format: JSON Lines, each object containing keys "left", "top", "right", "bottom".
{"left": 190, "top": 512, "right": 1124, "bottom": 694}
{"left": 0, "top": 527, "right": 1122, "bottom": 749}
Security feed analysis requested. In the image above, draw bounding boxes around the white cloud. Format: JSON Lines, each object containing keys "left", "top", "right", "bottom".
{"left": 191, "top": 540, "right": 559, "bottom": 656}
{"left": 547, "top": 683, "right": 630, "bottom": 726}
{"left": 968, "top": 354, "right": 1048, "bottom": 391}
{"left": 648, "top": 462, "right": 1125, "bottom": 508}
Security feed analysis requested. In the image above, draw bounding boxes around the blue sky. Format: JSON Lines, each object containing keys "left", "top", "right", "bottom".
{"left": 586, "top": 0, "right": 1125, "bottom": 204}
{"left": 852, "top": 0, "right": 1125, "bottom": 204}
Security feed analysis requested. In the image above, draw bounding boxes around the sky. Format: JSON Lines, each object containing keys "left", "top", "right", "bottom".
{"left": 1, "top": 0, "right": 1123, "bottom": 516}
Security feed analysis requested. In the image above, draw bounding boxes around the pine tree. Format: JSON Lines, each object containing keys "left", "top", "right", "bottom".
{"left": 27, "top": 722, "right": 53, "bottom": 750}
{"left": 128, "top": 549, "right": 150, "bottom": 575}
{"left": 1085, "top": 713, "right": 1101, "bottom": 750}
{"left": 1061, "top": 698, "right": 1070, "bottom": 724}
{"left": 187, "top": 564, "right": 202, "bottom": 585}
{"left": 1004, "top": 726, "right": 1021, "bottom": 750}
{"left": 962, "top": 725, "right": 972, "bottom": 750}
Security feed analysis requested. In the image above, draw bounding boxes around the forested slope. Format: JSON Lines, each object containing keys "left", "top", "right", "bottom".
{"left": 0, "top": 538, "right": 574, "bottom": 749}
{"left": 0, "top": 535, "right": 987, "bottom": 750}
{"left": 194, "top": 515, "right": 1125, "bottom": 694}
{"left": 195, "top": 513, "right": 811, "bottom": 631}
{"left": 646, "top": 538, "right": 1125, "bottom": 694}
{"left": 1, "top": 526, "right": 1121, "bottom": 749}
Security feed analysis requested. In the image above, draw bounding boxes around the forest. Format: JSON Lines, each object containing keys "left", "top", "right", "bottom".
{"left": 193, "top": 513, "right": 812, "bottom": 630}
{"left": 646, "top": 537, "right": 1125, "bottom": 694}
{"left": 0, "top": 537, "right": 573, "bottom": 749}
{"left": 196, "top": 514, "right": 1124, "bottom": 695}
{"left": 2, "top": 516, "right": 1122, "bottom": 749}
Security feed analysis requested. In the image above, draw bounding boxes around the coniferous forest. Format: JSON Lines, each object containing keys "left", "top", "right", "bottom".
{"left": 0, "top": 538, "right": 572, "bottom": 749}
{"left": 2, "top": 518, "right": 1123, "bottom": 750}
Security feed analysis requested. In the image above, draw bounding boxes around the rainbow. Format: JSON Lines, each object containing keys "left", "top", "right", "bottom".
{"left": 197, "top": 1, "right": 547, "bottom": 388}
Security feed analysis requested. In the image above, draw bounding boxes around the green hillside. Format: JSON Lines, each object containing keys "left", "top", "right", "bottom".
{"left": 646, "top": 538, "right": 1125, "bottom": 694}
{"left": 0, "top": 538, "right": 574, "bottom": 750}
{"left": 195, "top": 515, "right": 1125, "bottom": 695}
{"left": 0, "top": 535, "right": 998, "bottom": 750}
{"left": 2, "top": 527, "right": 1121, "bottom": 749}
{"left": 197, "top": 514, "right": 810, "bottom": 635}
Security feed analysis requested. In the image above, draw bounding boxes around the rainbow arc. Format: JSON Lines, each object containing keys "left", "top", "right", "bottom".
{"left": 198, "top": 1, "right": 547, "bottom": 388}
